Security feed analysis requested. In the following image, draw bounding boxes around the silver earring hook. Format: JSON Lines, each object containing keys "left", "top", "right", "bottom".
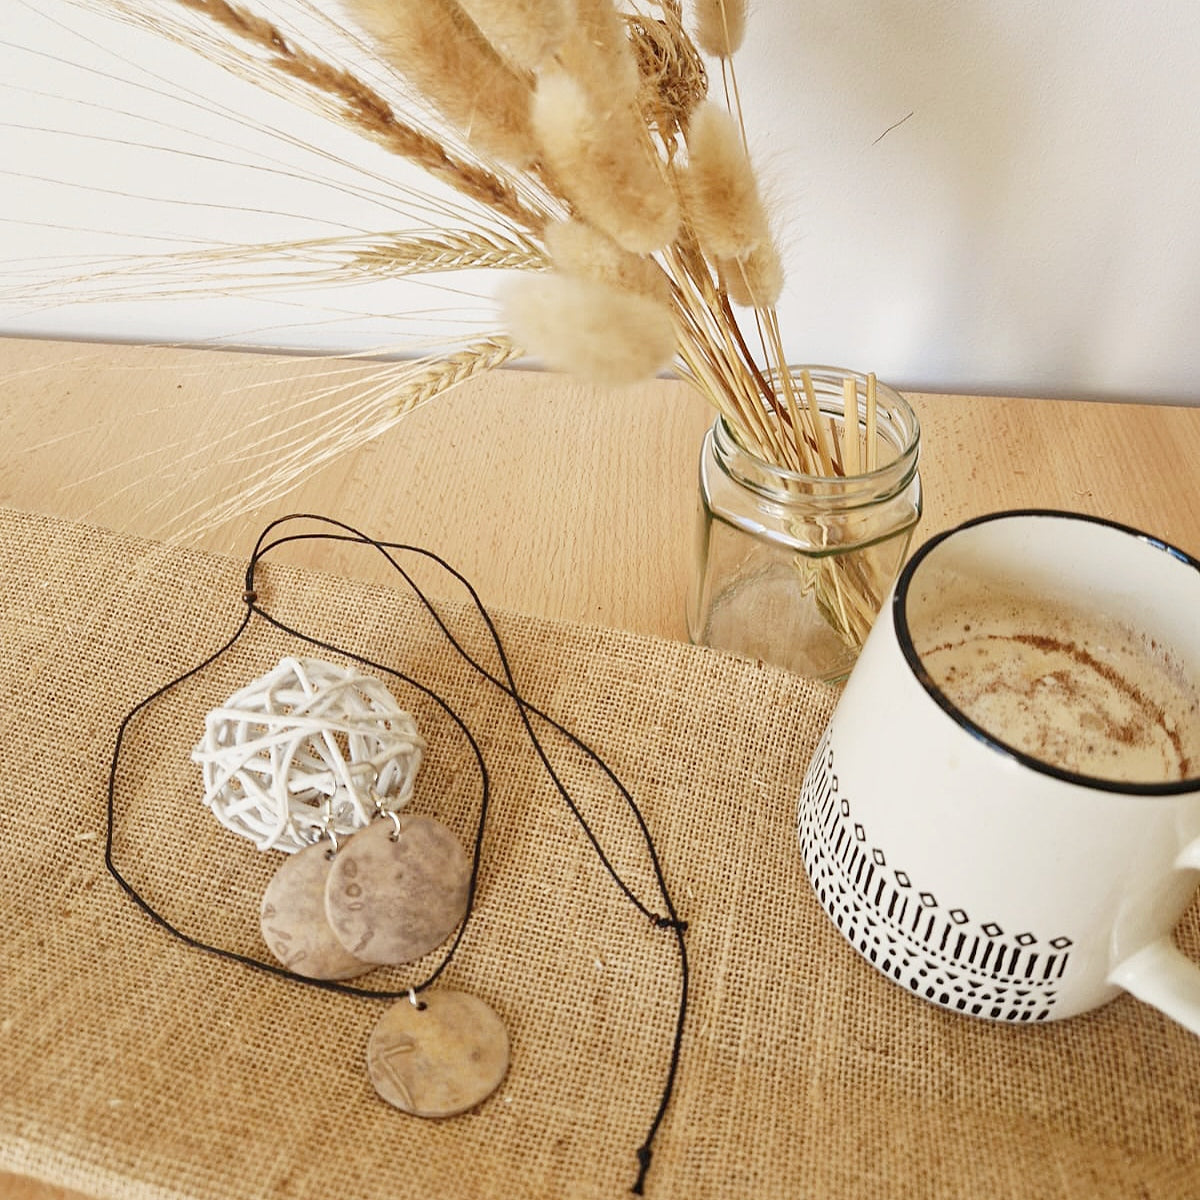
{"left": 372, "top": 789, "right": 404, "bottom": 841}
{"left": 385, "top": 808, "right": 403, "bottom": 841}
{"left": 317, "top": 794, "right": 341, "bottom": 856}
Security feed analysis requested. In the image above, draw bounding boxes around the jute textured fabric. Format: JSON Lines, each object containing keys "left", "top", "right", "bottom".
{"left": 1, "top": 506, "right": 1198, "bottom": 1200}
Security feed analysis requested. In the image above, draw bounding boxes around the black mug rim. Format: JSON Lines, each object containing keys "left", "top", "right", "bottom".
{"left": 894, "top": 509, "right": 1200, "bottom": 797}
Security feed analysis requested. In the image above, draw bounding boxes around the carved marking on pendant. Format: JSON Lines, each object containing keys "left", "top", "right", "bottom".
{"left": 373, "top": 1033, "right": 417, "bottom": 1110}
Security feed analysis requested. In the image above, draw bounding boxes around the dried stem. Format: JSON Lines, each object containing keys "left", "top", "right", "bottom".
{"left": 343, "top": 0, "right": 538, "bottom": 167}
{"left": 866, "top": 372, "right": 879, "bottom": 471}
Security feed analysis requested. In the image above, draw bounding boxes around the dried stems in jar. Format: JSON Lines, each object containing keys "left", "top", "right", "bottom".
{"left": 41, "top": 0, "right": 901, "bottom": 649}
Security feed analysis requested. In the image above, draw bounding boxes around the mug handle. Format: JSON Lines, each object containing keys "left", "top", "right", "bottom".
{"left": 1106, "top": 838, "right": 1200, "bottom": 1034}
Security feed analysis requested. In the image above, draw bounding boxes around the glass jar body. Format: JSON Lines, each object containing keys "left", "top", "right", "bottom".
{"left": 688, "top": 368, "right": 922, "bottom": 683}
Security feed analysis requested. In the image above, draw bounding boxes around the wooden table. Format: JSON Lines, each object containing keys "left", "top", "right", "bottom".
{"left": 2, "top": 334, "right": 1199, "bottom": 1200}
{"left": 3, "top": 336, "right": 1199, "bottom": 633}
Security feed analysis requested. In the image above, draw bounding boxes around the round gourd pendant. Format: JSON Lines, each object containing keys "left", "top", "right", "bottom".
{"left": 260, "top": 842, "right": 374, "bottom": 981}
{"left": 366, "top": 990, "right": 509, "bottom": 1117}
{"left": 324, "top": 815, "right": 470, "bottom": 965}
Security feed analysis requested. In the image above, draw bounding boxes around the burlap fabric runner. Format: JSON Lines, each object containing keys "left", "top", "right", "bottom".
{"left": 1, "top": 507, "right": 1198, "bottom": 1200}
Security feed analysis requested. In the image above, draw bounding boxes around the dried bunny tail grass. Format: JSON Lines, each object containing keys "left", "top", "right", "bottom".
{"left": 682, "top": 102, "right": 771, "bottom": 260}
{"left": 344, "top": 0, "right": 537, "bottom": 167}
{"left": 720, "top": 239, "right": 784, "bottom": 308}
{"left": 533, "top": 71, "right": 679, "bottom": 254}
{"left": 501, "top": 273, "right": 677, "bottom": 386}
{"left": 389, "top": 336, "right": 524, "bottom": 414}
{"left": 557, "top": 0, "right": 641, "bottom": 114}
{"left": 456, "top": 0, "right": 571, "bottom": 69}
{"left": 152, "top": 0, "right": 548, "bottom": 231}
{"left": 544, "top": 220, "right": 670, "bottom": 303}
{"left": 693, "top": 0, "right": 747, "bottom": 57}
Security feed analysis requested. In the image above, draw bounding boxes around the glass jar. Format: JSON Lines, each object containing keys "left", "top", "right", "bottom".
{"left": 688, "top": 367, "right": 922, "bottom": 683}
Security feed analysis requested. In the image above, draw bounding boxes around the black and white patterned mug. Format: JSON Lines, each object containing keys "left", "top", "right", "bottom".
{"left": 797, "top": 510, "right": 1200, "bottom": 1029}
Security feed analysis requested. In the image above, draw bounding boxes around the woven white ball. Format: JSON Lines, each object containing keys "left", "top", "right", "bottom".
{"left": 192, "top": 657, "right": 425, "bottom": 853}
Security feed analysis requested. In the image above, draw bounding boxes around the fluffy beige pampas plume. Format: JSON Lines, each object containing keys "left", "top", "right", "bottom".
{"left": 682, "top": 102, "right": 771, "bottom": 260}
{"left": 501, "top": 272, "right": 677, "bottom": 386}
{"left": 544, "top": 219, "right": 670, "bottom": 303}
{"left": 720, "top": 240, "right": 784, "bottom": 308}
{"left": 533, "top": 71, "right": 679, "bottom": 254}
{"left": 345, "top": 0, "right": 536, "bottom": 166}
{"left": 693, "top": 0, "right": 747, "bottom": 57}
{"left": 456, "top": 0, "right": 570, "bottom": 69}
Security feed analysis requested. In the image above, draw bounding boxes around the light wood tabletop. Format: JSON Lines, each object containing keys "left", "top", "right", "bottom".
{"left": 3, "top": 334, "right": 1199, "bottom": 642}
{"left": 1, "top": 333, "right": 1199, "bottom": 1199}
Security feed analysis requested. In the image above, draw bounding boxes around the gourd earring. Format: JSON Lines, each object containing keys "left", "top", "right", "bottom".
{"left": 324, "top": 807, "right": 471, "bottom": 967}
{"left": 193, "top": 654, "right": 470, "bottom": 963}
{"left": 260, "top": 824, "right": 372, "bottom": 981}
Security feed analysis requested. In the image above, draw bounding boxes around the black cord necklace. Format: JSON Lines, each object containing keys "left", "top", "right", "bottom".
{"left": 105, "top": 513, "right": 688, "bottom": 1194}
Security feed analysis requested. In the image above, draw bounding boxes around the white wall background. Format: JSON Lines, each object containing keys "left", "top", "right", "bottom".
{"left": 2, "top": 0, "right": 1198, "bottom": 403}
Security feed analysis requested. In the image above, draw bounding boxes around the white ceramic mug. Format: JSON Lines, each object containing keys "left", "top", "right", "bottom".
{"left": 796, "top": 510, "right": 1200, "bottom": 1030}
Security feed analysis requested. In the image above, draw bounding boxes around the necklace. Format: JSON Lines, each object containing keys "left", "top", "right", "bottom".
{"left": 105, "top": 513, "right": 688, "bottom": 1195}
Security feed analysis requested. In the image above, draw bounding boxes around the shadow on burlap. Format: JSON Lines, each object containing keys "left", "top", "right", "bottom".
{"left": 0, "top": 508, "right": 1197, "bottom": 1200}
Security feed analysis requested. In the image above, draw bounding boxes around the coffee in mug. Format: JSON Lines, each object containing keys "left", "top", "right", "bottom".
{"left": 797, "top": 511, "right": 1200, "bottom": 1032}
{"left": 907, "top": 580, "right": 1200, "bottom": 784}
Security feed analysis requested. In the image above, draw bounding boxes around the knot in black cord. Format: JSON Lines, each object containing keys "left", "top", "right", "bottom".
{"left": 651, "top": 914, "right": 688, "bottom": 932}
{"left": 631, "top": 1144, "right": 654, "bottom": 1195}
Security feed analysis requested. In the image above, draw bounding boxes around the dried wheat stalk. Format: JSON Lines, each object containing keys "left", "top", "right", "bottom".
{"left": 5, "top": 231, "right": 546, "bottom": 306}
{"left": 103, "top": 0, "right": 554, "bottom": 232}
{"left": 390, "top": 335, "right": 523, "bottom": 413}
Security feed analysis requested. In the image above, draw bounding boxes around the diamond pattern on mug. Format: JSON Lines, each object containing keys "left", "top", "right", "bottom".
{"left": 796, "top": 730, "right": 1072, "bottom": 1023}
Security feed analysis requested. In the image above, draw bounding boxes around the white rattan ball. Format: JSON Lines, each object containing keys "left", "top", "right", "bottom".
{"left": 192, "top": 657, "right": 425, "bottom": 853}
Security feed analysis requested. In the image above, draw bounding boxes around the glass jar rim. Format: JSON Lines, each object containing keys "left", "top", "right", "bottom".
{"left": 711, "top": 367, "right": 921, "bottom": 500}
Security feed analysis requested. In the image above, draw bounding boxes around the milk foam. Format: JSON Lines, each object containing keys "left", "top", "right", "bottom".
{"left": 907, "top": 580, "right": 1200, "bottom": 784}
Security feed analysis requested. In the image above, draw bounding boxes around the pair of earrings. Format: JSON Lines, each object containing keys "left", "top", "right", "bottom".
{"left": 259, "top": 802, "right": 470, "bottom": 981}
{"left": 193, "top": 657, "right": 509, "bottom": 1117}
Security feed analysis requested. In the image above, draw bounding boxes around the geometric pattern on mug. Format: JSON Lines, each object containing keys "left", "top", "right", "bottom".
{"left": 796, "top": 729, "right": 1073, "bottom": 1022}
